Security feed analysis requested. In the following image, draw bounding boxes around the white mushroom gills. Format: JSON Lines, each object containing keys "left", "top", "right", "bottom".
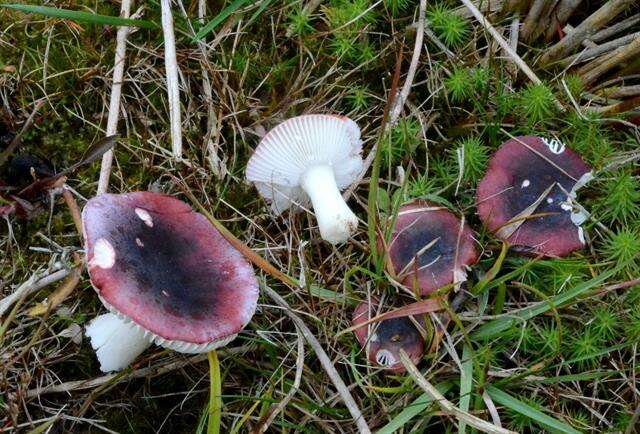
{"left": 300, "top": 164, "right": 358, "bottom": 244}
{"left": 85, "top": 312, "right": 152, "bottom": 372}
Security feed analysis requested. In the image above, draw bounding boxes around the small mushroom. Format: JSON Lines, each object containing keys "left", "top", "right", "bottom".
{"left": 352, "top": 297, "right": 424, "bottom": 373}
{"left": 246, "top": 114, "right": 363, "bottom": 244}
{"left": 82, "top": 192, "right": 259, "bottom": 372}
{"left": 381, "top": 201, "right": 479, "bottom": 296}
{"left": 477, "top": 136, "right": 592, "bottom": 257}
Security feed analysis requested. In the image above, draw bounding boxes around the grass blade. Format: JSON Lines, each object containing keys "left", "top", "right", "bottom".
{"left": 459, "top": 344, "right": 474, "bottom": 434}
{"left": 485, "top": 385, "right": 581, "bottom": 434}
{"left": 1, "top": 4, "right": 156, "bottom": 29}
{"left": 195, "top": 0, "right": 251, "bottom": 40}
{"left": 472, "top": 270, "right": 613, "bottom": 340}
{"left": 207, "top": 350, "right": 222, "bottom": 434}
{"left": 376, "top": 383, "right": 452, "bottom": 434}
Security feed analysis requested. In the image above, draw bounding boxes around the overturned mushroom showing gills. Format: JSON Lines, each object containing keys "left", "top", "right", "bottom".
{"left": 245, "top": 114, "right": 363, "bottom": 244}
{"left": 382, "top": 201, "right": 478, "bottom": 296}
{"left": 82, "top": 192, "right": 259, "bottom": 372}
{"left": 477, "top": 136, "right": 592, "bottom": 257}
{"left": 352, "top": 297, "right": 425, "bottom": 373}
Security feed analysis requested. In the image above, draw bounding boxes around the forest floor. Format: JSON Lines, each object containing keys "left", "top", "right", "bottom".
{"left": 1, "top": 0, "right": 640, "bottom": 433}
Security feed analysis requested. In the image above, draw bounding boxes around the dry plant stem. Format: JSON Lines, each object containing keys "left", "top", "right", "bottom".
{"left": 581, "top": 38, "right": 640, "bottom": 86}
{"left": 24, "top": 345, "right": 253, "bottom": 398}
{"left": 62, "top": 187, "right": 82, "bottom": 235}
{"left": 388, "top": 0, "right": 426, "bottom": 127}
{"left": 253, "top": 328, "right": 305, "bottom": 433}
{"left": 564, "top": 24, "right": 597, "bottom": 49}
{"left": 591, "top": 13, "right": 640, "bottom": 43}
{"left": 540, "top": 0, "right": 637, "bottom": 65}
{"left": 97, "top": 0, "right": 132, "bottom": 195}
{"left": 504, "top": 18, "right": 520, "bottom": 84}
{"left": 0, "top": 99, "right": 44, "bottom": 167}
{"left": 561, "top": 31, "right": 640, "bottom": 66}
{"left": 590, "top": 95, "right": 640, "bottom": 115}
{"left": 460, "top": 0, "right": 543, "bottom": 87}
{"left": 263, "top": 285, "right": 371, "bottom": 434}
{"left": 544, "top": 0, "right": 583, "bottom": 41}
{"left": 399, "top": 350, "right": 517, "bottom": 434}
{"left": 161, "top": 0, "right": 183, "bottom": 160}
{"left": 520, "top": 0, "right": 546, "bottom": 42}
{"left": 0, "top": 268, "right": 70, "bottom": 317}
{"left": 598, "top": 85, "right": 640, "bottom": 99}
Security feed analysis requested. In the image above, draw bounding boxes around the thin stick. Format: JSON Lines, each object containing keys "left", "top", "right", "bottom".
{"left": 388, "top": 0, "right": 426, "bottom": 127}
{"left": 460, "top": 0, "right": 542, "bottom": 86}
{"left": 520, "top": 0, "right": 546, "bottom": 42}
{"left": 560, "top": 31, "right": 640, "bottom": 66}
{"left": 24, "top": 345, "right": 253, "bottom": 397}
{"left": 544, "top": 0, "right": 583, "bottom": 42}
{"left": 161, "top": 0, "right": 183, "bottom": 160}
{"left": 254, "top": 328, "right": 305, "bottom": 433}
{"left": 581, "top": 38, "right": 640, "bottom": 86}
{"left": 263, "top": 284, "right": 371, "bottom": 434}
{"left": 62, "top": 187, "right": 83, "bottom": 235}
{"left": 591, "top": 13, "right": 640, "bottom": 43}
{"left": 207, "top": 350, "right": 222, "bottom": 434}
{"left": 540, "top": 0, "right": 636, "bottom": 65}
{"left": 97, "top": 0, "right": 132, "bottom": 195}
{"left": 399, "top": 351, "right": 517, "bottom": 434}
{"left": 0, "top": 269, "right": 70, "bottom": 317}
{"left": 0, "top": 100, "right": 44, "bottom": 167}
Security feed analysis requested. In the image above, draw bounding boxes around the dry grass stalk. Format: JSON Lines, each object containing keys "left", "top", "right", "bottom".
{"left": 581, "top": 38, "right": 640, "bottom": 86}
{"left": 0, "top": 269, "right": 70, "bottom": 317}
{"left": 544, "top": 0, "right": 583, "bottom": 41}
{"left": 541, "top": 0, "right": 637, "bottom": 65}
{"left": 560, "top": 31, "right": 640, "bottom": 66}
{"left": 399, "top": 350, "right": 517, "bottom": 434}
{"left": 590, "top": 13, "right": 640, "bottom": 42}
{"left": 598, "top": 85, "right": 640, "bottom": 99}
{"left": 97, "top": 0, "right": 132, "bottom": 195}
{"left": 160, "top": 0, "right": 183, "bottom": 160}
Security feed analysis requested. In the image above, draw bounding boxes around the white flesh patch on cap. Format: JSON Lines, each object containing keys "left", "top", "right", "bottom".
{"left": 376, "top": 349, "right": 396, "bottom": 367}
{"left": 521, "top": 179, "right": 530, "bottom": 188}
{"left": 547, "top": 198, "right": 554, "bottom": 204}
{"left": 542, "top": 137, "right": 565, "bottom": 154}
{"left": 135, "top": 208, "right": 154, "bottom": 227}
{"left": 91, "top": 238, "right": 116, "bottom": 269}
{"left": 136, "top": 237, "right": 144, "bottom": 247}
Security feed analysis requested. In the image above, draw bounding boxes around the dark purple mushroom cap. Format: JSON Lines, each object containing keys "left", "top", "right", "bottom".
{"left": 82, "top": 192, "right": 259, "bottom": 353}
{"left": 381, "top": 201, "right": 478, "bottom": 296}
{"left": 477, "top": 136, "right": 592, "bottom": 257}
{"left": 352, "top": 298, "right": 424, "bottom": 373}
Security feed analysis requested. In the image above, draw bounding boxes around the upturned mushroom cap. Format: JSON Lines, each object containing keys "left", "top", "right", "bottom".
{"left": 477, "top": 136, "right": 592, "bottom": 257}
{"left": 82, "top": 192, "right": 259, "bottom": 353}
{"left": 381, "top": 201, "right": 478, "bottom": 296}
{"left": 352, "top": 297, "right": 424, "bottom": 373}
{"left": 245, "top": 114, "right": 363, "bottom": 214}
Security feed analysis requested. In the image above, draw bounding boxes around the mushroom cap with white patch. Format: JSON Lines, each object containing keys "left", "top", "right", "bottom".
{"left": 477, "top": 136, "right": 592, "bottom": 257}
{"left": 352, "top": 297, "right": 425, "bottom": 373}
{"left": 246, "top": 114, "right": 363, "bottom": 214}
{"left": 82, "top": 192, "right": 259, "bottom": 354}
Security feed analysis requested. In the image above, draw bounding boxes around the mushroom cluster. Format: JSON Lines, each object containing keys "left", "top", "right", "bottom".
{"left": 82, "top": 192, "right": 258, "bottom": 372}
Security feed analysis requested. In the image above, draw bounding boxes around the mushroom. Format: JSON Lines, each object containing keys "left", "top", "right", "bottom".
{"left": 82, "top": 192, "right": 259, "bottom": 372}
{"left": 381, "top": 201, "right": 479, "bottom": 296}
{"left": 245, "top": 114, "right": 363, "bottom": 244}
{"left": 352, "top": 297, "right": 425, "bottom": 373}
{"left": 477, "top": 136, "right": 592, "bottom": 257}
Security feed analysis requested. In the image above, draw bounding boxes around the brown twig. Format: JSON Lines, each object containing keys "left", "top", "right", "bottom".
{"left": 540, "top": 0, "right": 637, "bottom": 65}
{"left": 544, "top": 0, "right": 583, "bottom": 42}
{"left": 560, "top": 31, "right": 640, "bottom": 66}
{"left": 581, "top": 38, "right": 640, "bottom": 86}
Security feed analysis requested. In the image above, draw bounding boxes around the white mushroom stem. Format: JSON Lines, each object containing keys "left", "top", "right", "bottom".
{"left": 300, "top": 164, "right": 358, "bottom": 244}
{"left": 85, "top": 313, "right": 152, "bottom": 373}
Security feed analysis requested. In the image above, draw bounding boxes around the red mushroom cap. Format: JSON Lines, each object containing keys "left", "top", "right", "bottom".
{"left": 352, "top": 297, "right": 425, "bottom": 373}
{"left": 82, "top": 192, "right": 259, "bottom": 352}
{"left": 381, "top": 201, "right": 478, "bottom": 296}
{"left": 477, "top": 136, "right": 592, "bottom": 257}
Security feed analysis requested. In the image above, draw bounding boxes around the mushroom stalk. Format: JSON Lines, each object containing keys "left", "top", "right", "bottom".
{"left": 300, "top": 164, "right": 358, "bottom": 244}
{"left": 85, "top": 313, "right": 152, "bottom": 372}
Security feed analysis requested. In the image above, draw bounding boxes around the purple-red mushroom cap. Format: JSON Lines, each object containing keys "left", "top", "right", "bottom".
{"left": 477, "top": 136, "right": 592, "bottom": 257}
{"left": 381, "top": 201, "right": 479, "bottom": 296}
{"left": 352, "top": 297, "right": 425, "bottom": 373}
{"left": 82, "top": 192, "right": 259, "bottom": 371}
